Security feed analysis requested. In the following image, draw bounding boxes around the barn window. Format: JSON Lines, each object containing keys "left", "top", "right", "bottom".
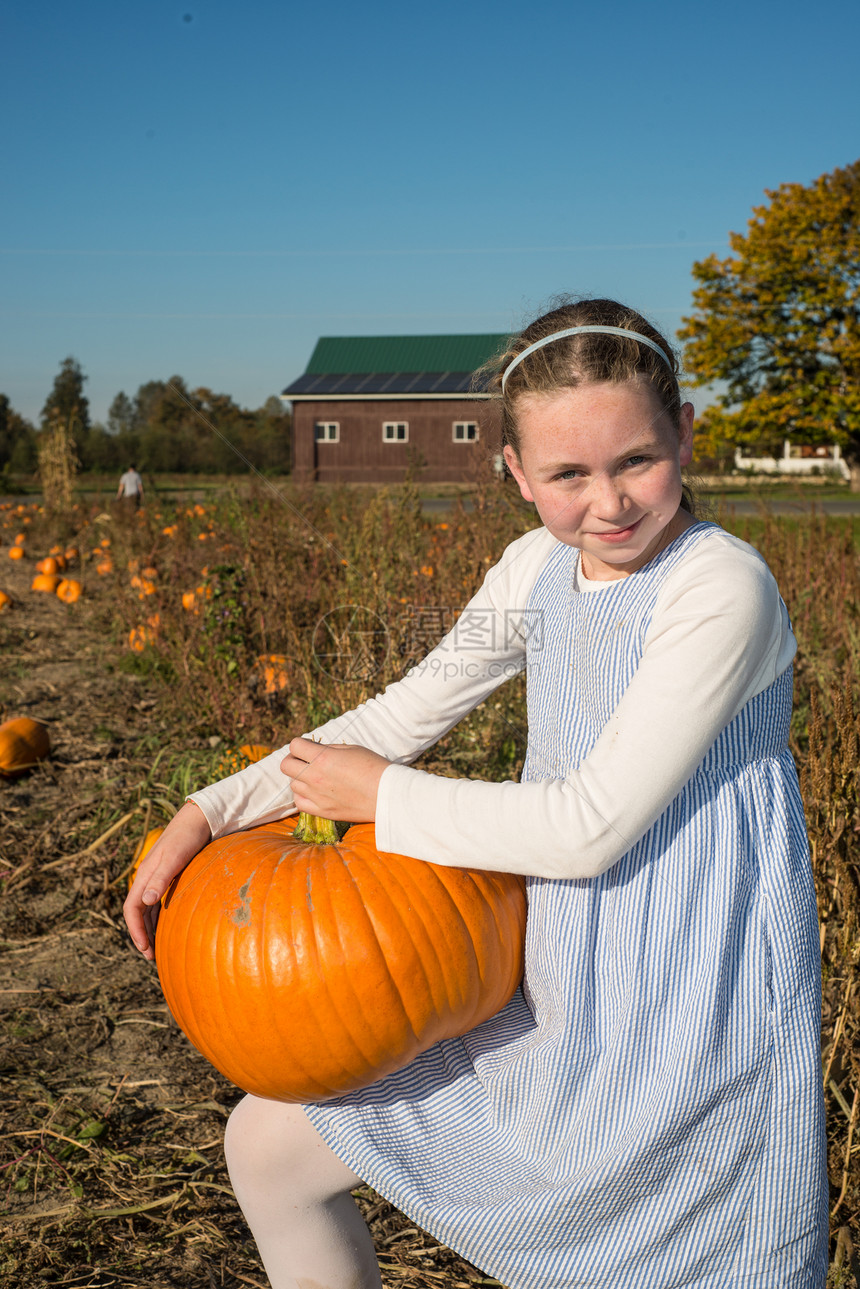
{"left": 453, "top": 422, "right": 479, "bottom": 442}
{"left": 315, "top": 422, "right": 339, "bottom": 442}
{"left": 382, "top": 422, "right": 409, "bottom": 442}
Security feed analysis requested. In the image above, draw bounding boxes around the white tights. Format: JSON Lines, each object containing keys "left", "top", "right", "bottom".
{"left": 224, "top": 1094, "right": 382, "bottom": 1289}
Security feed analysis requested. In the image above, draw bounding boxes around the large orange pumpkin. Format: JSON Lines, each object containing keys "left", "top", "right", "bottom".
{"left": 0, "top": 717, "right": 50, "bottom": 777}
{"left": 156, "top": 815, "right": 526, "bottom": 1102}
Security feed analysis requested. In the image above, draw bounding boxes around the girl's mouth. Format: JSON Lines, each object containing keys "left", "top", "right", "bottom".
{"left": 594, "top": 519, "right": 641, "bottom": 543}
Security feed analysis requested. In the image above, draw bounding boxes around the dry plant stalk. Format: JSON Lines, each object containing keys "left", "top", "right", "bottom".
{"left": 37, "top": 409, "right": 81, "bottom": 512}
{"left": 802, "top": 681, "right": 860, "bottom": 1248}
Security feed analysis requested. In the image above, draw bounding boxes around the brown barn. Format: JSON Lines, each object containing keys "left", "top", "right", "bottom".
{"left": 282, "top": 333, "right": 509, "bottom": 484}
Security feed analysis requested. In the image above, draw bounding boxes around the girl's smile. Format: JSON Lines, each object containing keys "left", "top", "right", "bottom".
{"left": 503, "top": 378, "right": 695, "bottom": 580}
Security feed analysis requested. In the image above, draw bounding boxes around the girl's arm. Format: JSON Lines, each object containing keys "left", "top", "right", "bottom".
{"left": 123, "top": 526, "right": 552, "bottom": 956}
{"left": 371, "top": 533, "right": 796, "bottom": 879}
{"left": 123, "top": 800, "right": 212, "bottom": 958}
{"left": 186, "top": 525, "right": 555, "bottom": 840}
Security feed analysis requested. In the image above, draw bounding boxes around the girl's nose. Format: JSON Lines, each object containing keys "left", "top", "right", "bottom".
{"left": 588, "top": 472, "right": 627, "bottom": 517}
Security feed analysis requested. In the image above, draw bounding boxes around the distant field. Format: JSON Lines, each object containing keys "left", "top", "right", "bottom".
{"left": 2, "top": 468, "right": 859, "bottom": 509}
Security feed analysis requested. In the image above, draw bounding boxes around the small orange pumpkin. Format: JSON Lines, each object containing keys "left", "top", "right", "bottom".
{"left": 8, "top": 546, "right": 24, "bottom": 561}
{"left": 257, "top": 653, "right": 289, "bottom": 695}
{"left": 0, "top": 717, "right": 50, "bottom": 777}
{"left": 238, "top": 743, "right": 274, "bottom": 764}
{"left": 156, "top": 815, "right": 527, "bottom": 1103}
{"left": 31, "top": 573, "right": 62, "bottom": 593}
{"left": 36, "top": 556, "right": 64, "bottom": 576}
{"left": 0, "top": 590, "right": 13, "bottom": 611}
{"left": 56, "top": 578, "right": 83, "bottom": 604}
{"left": 128, "top": 615, "right": 160, "bottom": 651}
{"left": 127, "top": 825, "right": 166, "bottom": 891}
{"left": 215, "top": 743, "right": 275, "bottom": 776}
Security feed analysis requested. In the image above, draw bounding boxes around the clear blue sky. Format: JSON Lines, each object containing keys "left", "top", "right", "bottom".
{"left": 2, "top": 0, "right": 858, "bottom": 426}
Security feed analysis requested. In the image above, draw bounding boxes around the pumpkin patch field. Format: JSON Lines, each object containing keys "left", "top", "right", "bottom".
{"left": 1, "top": 483, "right": 859, "bottom": 1287}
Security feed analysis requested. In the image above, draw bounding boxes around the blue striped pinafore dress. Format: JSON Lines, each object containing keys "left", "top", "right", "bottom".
{"left": 305, "top": 524, "right": 828, "bottom": 1289}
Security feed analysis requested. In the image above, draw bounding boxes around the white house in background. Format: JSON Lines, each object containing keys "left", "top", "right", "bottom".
{"left": 734, "top": 439, "right": 850, "bottom": 480}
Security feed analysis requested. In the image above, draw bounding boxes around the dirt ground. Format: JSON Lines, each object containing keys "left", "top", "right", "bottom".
{"left": 0, "top": 551, "right": 488, "bottom": 1288}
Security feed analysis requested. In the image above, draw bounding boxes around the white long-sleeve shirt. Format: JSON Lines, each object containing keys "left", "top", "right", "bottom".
{"left": 189, "top": 525, "right": 795, "bottom": 880}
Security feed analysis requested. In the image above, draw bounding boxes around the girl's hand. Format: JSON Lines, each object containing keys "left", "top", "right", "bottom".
{"left": 281, "top": 739, "right": 389, "bottom": 823}
{"left": 123, "top": 801, "right": 212, "bottom": 961}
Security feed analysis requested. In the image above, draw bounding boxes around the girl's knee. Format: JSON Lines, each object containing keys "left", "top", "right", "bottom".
{"left": 224, "top": 1095, "right": 362, "bottom": 1201}
{"left": 225, "top": 1094, "right": 296, "bottom": 1178}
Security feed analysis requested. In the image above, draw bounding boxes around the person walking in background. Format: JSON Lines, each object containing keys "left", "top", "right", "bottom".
{"left": 116, "top": 464, "right": 144, "bottom": 511}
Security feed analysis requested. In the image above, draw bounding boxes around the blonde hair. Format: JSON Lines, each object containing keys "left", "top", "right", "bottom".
{"left": 484, "top": 296, "right": 695, "bottom": 513}
{"left": 488, "top": 297, "right": 682, "bottom": 456}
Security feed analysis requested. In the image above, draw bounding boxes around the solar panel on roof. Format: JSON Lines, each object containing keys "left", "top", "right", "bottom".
{"left": 433, "top": 373, "right": 472, "bottom": 392}
{"left": 282, "top": 369, "right": 486, "bottom": 396}
{"left": 355, "top": 374, "right": 390, "bottom": 393}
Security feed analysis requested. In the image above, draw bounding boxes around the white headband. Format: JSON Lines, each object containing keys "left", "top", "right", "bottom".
{"left": 500, "top": 324, "right": 674, "bottom": 394}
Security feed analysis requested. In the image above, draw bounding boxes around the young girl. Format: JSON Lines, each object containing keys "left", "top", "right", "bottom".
{"left": 124, "top": 298, "right": 828, "bottom": 1289}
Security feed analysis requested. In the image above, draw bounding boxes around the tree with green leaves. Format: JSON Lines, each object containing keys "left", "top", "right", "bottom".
{"left": 251, "top": 396, "right": 292, "bottom": 475}
{"left": 107, "top": 391, "right": 137, "bottom": 437}
{"left": 0, "top": 395, "right": 36, "bottom": 475}
{"left": 679, "top": 160, "right": 860, "bottom": 486}
{"left": 40, "top": 357, "right": 90, "bottom": 438}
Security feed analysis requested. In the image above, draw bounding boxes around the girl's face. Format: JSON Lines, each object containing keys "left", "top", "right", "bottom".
{"left": 504, "top": 378, "right": 694, "bottom": 581}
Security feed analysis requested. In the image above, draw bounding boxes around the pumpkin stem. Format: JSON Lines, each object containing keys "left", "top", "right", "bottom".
{"left": 292, "top": 812, "right": 345, "bottom": 845}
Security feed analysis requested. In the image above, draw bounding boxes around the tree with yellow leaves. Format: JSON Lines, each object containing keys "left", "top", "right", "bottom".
{"left": 679, "top": 161, "right": 860, "bottom": 487}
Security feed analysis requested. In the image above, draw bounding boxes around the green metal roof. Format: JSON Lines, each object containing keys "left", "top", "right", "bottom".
{"left": 305, "top": 334, "right": 509, "bottom": 375}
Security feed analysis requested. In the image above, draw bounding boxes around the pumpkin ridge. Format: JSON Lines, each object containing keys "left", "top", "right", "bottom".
{"left": 415, "top": 861, "right": 499, "bottom": 1007}
{"left": 285, "top": 843, "right": 390, "bottom": 1092}
{"left": 341, "top": 849, "right": 438, "bottom": 1045}
{"left": 238, "top": 841, "right": 329, "bottom": 1098}
{"left": 373, "top": 855, "right": 473, "bottom": 1023}
{"left": 453, "top": 868, "right": 521, "bottom": 1032}
{"left": 419, "top": 862, "right": 526, "bottom": 1031}
{"left": 283, "top": 851, "right": 351, "bottom": 1097}
{"left": 217, "top": 858, "right": 270, "bottom": 1092}
{"left": 277, "top": 861, "right": 337, "bottom": 1093}
{"left": 171, "top": 871, "right": 211, "bottom": 1075}
{"left": 318, "top": 848, "right": 421, "bottom": 1078}
{"left": 254, "top": 858, "right": 321, "bottom": 1096}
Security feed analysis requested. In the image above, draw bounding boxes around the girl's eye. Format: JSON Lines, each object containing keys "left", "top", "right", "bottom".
{"left": 557, "top": 469, "right": 584, "bottom": 481}
{"left": 625, "top": 454, "right": 648, "bottom": 467}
